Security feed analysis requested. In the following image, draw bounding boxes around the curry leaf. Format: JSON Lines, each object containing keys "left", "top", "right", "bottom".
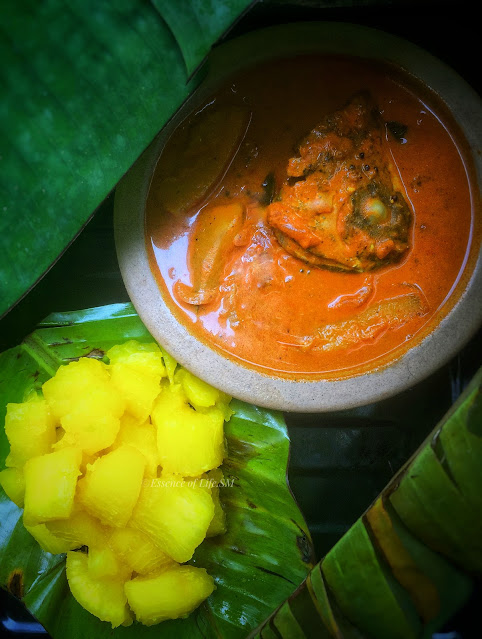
{"left": 386, "top": 121, "right": 408, "bottom": 143}
{"left": 0, "top": 303, "right": 313, "bottom": 638}
{"left": 0, "top": 0, "right": 252, "bottom": 318}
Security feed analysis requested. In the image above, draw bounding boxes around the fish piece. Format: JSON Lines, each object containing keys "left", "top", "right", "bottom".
{"left": 268, "top": 92, "right": 412, "bottom": 272}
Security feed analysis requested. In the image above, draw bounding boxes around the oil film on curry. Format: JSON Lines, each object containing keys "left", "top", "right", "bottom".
{"left": 145, "top": 54, "right": 478, "bottom": 380}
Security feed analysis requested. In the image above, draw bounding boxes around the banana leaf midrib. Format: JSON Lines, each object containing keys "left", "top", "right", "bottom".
{"left": 22, "top": 334, "right": 65, "bottom": 378}
{"left": 252, "top": 366, "right": 482, "bottom": 639}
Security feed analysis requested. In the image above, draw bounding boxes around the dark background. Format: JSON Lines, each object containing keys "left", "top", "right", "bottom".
{"left": 1, "top": 1, "right": 480, "bottom": 637}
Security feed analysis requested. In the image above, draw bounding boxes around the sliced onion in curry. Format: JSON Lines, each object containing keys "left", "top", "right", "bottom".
{"left": 174, "top": 202, "right": 244, "bottom": 306}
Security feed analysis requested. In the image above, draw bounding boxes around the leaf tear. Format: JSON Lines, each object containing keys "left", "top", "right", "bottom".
{"left": 84, "top": 349, "right": 105, "bottom": 359}
{"left": 256, "top": 566, "right": 296, "bottom": 586}
{"left": 7, "top": 569, "right": 24, "bottom": 599}
{"left": 296, "top": 533, "right": 314, "bottom": 564}
{"left": 467, "top": 389, "right": 482, "bottom": 437}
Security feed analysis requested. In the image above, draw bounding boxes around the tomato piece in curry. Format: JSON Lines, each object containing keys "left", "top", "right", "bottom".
{"left": 145, "top": 55, "right": 476, "bottom": 379}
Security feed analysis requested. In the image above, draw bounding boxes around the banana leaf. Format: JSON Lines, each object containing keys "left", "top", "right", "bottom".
{"left": 152, "top": 0, "right": 254, "bottom": 75}
{"left": 0, "top": 303, "right": 314, "bottom": 638}
{"left": 0, "top": 0, "right": 252, "bottom": 318}
{"left": 250, "top": 367, "right": 482, "bottom": 638}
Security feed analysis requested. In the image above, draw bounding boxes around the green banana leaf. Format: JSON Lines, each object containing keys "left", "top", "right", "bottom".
{"left": 153, "top": 0, "right": 254, "bottom": 75}
{"left": 0, "top": 0, "right": 252, "bottom": 318}
{"left": 250, "top": 367, "right": 482, "bottom": 639}
{"left": 0, "top": 303, "right": 314, "bottom": 638}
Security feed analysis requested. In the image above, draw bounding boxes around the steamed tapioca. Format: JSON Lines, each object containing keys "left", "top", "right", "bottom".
{"left": 130, "top": 476, "right": 215, "bottom": 563}
{"left": 87, "top": 546, "right": 131, "bottom": 580}
{"left": 125, "top": 565, "right": 215, "bottom": 625}
{"left": 108, "top": 527, "right": 174, "bottom": 575}
{"left": 42, "top": 358, "right": 111, "bottom": 420}
{"left": 0, "top": 341, "right": 231, "bottom": 628}
{"left": 46, "top": 506, "right": 109, "bottom": 548}
{"left": 66, "top": 551, "right": 133, "bottom": 628}
{"left": 152, "top": 379, "right": 227, "bottom": 478}
{"left": 4, "top": 399, "right": 56, "bottom": 467}
{"left": 25, "top": 523, "right": 79, "bottom": 555}
{"left": 77, "top": 445, "right": 146, "bottom": 527}
{"left": 107, "top": 341, "right": 167, "bottom": 421}
{"left": 23, "top": 447, "right": 82, "bottom": 526}
{"left": 43, "top": 358, "right": 124, "bottom": 454}
{"left": 108, "top": 414, "right": 160, "bottom": 477}
{"left": 0, "top": 466, "right": 25, "bottom": 507}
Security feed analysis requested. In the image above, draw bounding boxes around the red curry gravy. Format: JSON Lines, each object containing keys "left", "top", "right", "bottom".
{"left": 146, "top": 55, "right": 476, "bottom": 379}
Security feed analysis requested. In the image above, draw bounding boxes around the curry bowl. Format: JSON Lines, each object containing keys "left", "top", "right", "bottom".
{"left": 114, "top": 22, "right": 482, "bottom": 412}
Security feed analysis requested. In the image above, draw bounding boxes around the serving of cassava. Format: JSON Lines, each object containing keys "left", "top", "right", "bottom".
{"left": 0, "top": 341, "right": 231, "bottom": 627}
